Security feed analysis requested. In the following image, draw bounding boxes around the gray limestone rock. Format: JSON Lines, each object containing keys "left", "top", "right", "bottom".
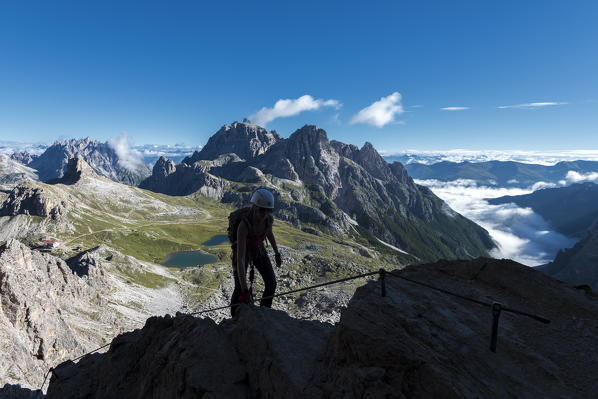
{"left": 0, "top": 240, "right": 184, "bottom": 392}
{"left": 46, "top": 315, "right": 247, "bottom": 399}
{"left": 540, "top": 216, "right": 598, "bottom": 291}
{"left": 9, "top": 152, "right": 38, "bottom": 166}
{"left": 0, "top": 239, "right": 92, "bottom": 390}
{"left": 141, "top": 122, "right": 494, "bottom": 261}
{"left": 46, "top": 156, "right": 99, "bottom": 185}
{"left": 43, "top": 258, "right": 598, "bottom": 398}
{"left": 184, "top": 122, "right": 281, "bottom": 163}
{"left": 238, "top": 166, "right": 265, "bottom": 183}
{"left": 320, "top": 258, "right": 598, "bottom": 398}
{"left": 29, "top": 138, "right": 151, "bottom": 186}
{"left": 0, "top": 153, "right": 38, "bottom": 186}
{"left": 0, "top": 186, "right": 66, "bottom": 219}
{"left": 0, "top": 384, "right": 43, "bottom": 398}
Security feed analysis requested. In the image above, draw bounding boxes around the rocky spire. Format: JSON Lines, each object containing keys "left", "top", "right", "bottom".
{"left": 48, "top": 156, "right": 98, "bottom": 185}
{"left": 184, "top": 122, "right": 282, "bottom": 163}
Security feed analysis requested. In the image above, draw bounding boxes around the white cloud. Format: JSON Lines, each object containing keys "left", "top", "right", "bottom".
{"left": 414, "top": 178, "right": 577, "bottom": 266}
{"left": 248, "top": 95, "right": 341, "bottom": 126}
{"left": 379, "top": 149, "right": 598, "bottom": 165}
{"left": 107, "top": 133, "right": 145, "bottom": 171}
{"left": 498, "top": 102, "right": 568, "bottom": 109}
{"left": 350, "top": 92, "right": 404, "bottom": 127}
{"left": 565, "top": 170, "right": 598, "bottom": 183}
{"left": 440, "top": 106, "right": 470, "bottom": 111}
{"left": 530, "top": 181, "right": 557, "bottom": 191}
{"left": 0, "top": 141, "right": 47, "bottom": 155}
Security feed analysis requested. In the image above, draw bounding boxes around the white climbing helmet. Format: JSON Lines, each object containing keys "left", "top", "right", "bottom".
{"left": 250, "top": 188, "right": 275, "bottom": 209}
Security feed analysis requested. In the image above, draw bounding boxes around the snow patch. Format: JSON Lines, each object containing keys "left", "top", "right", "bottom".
{"left": 376, "top": 238, "right": 408, "bottom": 254}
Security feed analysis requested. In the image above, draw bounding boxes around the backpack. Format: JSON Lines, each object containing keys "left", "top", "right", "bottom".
{"left": 227, "top": 207, "right": 251, "bottom": 244}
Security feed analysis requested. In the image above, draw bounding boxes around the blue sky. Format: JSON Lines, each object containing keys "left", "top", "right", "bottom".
{"left": 1, "top": 1, "right": 596, "bottom": 152}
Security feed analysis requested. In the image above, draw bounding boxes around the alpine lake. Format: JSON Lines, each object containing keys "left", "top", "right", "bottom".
{"left": 161, "top": 234, "right": 229, "bottom": 268}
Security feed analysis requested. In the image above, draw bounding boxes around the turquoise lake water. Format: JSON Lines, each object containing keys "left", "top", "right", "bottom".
{"left": 161, "top": 250, "right": 218, "bottom": 268}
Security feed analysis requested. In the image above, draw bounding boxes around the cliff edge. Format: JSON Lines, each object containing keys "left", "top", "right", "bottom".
{"left": 37, "top": 258, "right": 598, "bottom": 398}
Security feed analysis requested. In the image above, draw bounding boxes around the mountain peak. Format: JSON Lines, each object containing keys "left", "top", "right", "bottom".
{"left": 29, "top": 139, "right": 150, "bottom": 185}
{"left": 355, "top": 141, "right": 393, "bottom": 180}
{"left": 48, "top": 156, "right": 99, "bottom": 184}
{"left": 361, "top": 141, "right": 375, "bottom": 151}
{"left": 187, "top": 122, "right": 281, "bottom": 162}
{"left": 287, "top": 125, "right": 329, "bottom": 150}
{"left": 152, "top": 156, "right": 176, "bottom": 177}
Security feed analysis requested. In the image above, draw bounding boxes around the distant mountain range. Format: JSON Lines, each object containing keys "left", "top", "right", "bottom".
{"left": 5, "top": 141, "right": 199, "bottom": 186}
{"left": 488, "top": 182, "right": 598, "bottom": 290}
{"left": 15, "top": 138, "right": 152, "bottom": 186}
{"left": 141, "top": 122, "right": 495, "bottom": 261}
{"left": 402, "top": 160, "right": 598, "bottom": 188}
{"left": 539, "top": 216, "right": 598, "bottom": 291}
{"left": 0, "top": 153, "right": 38, "bottom": 186}
{"left": 489, "top": 182, "right": 598, "bottom": 238}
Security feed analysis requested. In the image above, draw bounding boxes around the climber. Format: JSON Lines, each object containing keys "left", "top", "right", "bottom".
{"left": 228, "top": 188, "right": 282, "bottom": 316}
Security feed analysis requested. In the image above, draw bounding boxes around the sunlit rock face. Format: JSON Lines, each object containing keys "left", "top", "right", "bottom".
{"left": 29, "top": 138, "right": 151, "bottom": 186}
{"left": 141, "top": 122, "right": 495, "bottom": 262}
{"left": 0, "top": 153, "right": 38, "bottom": 187}
{"left": 184, "top": 122, "right": 282, "bottom": 163}
{"left": 0, "top": 240, "right": 184, "bottom": 392}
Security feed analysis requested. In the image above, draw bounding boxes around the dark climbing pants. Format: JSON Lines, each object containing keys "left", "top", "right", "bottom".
{"left": 231, "top": 245, "right": 277, "bottom": 316}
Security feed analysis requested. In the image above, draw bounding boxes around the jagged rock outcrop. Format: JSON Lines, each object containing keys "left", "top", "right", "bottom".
{"left": 139, "top": 157, "right": 230, "bottom": 199}
{"left": 0, "top": 156, "right": 99, "bottom": 219}
{"left": 46, "top": 156, "right": 99, "bottom": 185}
{"left": 183, "top": 122, "right": 281, "bottom": 163}
{"left": 0, "top": 186, "right": 66, "bottom": 219}
{"left": 0, "top": 241, "right": 185, "bottom": 391}
{"left": 10, "top": 151, "right": 38, "bottom": 166}
{"left": 29, "top": 138, "right": 151, "bottom": 186}
{"left": 238, "top": 166, "right": 265, "bottom": 183}
{"left": 0, "top": 239, "right": 101, "bottom": 390}
{"left": 0, "top": 153, "right": 38, "bottom": 186}
{"left": 539, "top": 217, "right": 598, "bottom": 291}
{"left": 43, "top": 258, "right": 598, "bottom": 398}
{"left": 154, "top": 156, "right": 176, "bottom": 177}
{"left": 141, "top": 122, "right": 495, "bottom": 262}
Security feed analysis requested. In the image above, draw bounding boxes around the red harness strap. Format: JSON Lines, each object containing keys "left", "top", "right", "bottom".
{"left": 246, "top": 231, "right": 267, "bottom": 249}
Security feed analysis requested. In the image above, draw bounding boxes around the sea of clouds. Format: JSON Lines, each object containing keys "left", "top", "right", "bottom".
{"left": 415, "top": 178, "right": 578, "bottom": 266}
{"left": 382, "top": 149, "right": 598, "bottom": 166}
{"left": 0, "top": 140, "right": 47, "bottom": 156}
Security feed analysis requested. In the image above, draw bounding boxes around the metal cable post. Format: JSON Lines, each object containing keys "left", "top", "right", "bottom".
{"left": 490, "top": 302, "right": 502, "bottom": 353}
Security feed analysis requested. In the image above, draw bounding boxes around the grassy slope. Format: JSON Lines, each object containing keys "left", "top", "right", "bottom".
{"left": 20, "top": 179, "right": 412, "bottom": 311}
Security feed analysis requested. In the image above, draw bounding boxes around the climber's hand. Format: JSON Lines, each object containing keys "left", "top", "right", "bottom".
{"left": 275, "top": 252, "right": 282, "bottom": 268}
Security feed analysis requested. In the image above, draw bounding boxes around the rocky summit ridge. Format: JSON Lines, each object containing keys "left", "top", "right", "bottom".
{"left": 33, "top": 258, "right": 598, "bottom": 398}
{"left": 184, "top": 121, "right": 282, "bottom": 162}
{"left": 140, "top": 122, "right": 495, "bottom": 262}
{"left": 0, "top": 157, "right": 100, "bottom": 222}
{"left": 0, "top": 153, "right": 38, "bottom": 187}
{"left": 27, "top": 137, "right": 151, "bottom": 186}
